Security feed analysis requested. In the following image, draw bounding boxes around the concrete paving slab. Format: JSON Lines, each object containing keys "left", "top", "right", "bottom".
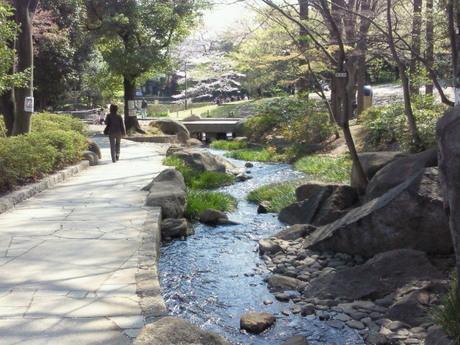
{"left": 0, "top": 137, "right": 167, "bottom": 344}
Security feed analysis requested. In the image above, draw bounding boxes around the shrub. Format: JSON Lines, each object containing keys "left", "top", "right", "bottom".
{"left": 294, "top": 154, "right": 352, "bottom": 184}
{"left": 163, "top": 155, "right": 235, "bottom": 189}
{"left": 432, "top": 275, "right": 460, "bottom": 344}
{"left": 0, "top": 133, "right": 58, "bottom": 192}
{"left": 0, "top": 118, "right": 6, "bottom": 137}
{"left": 361, "top": 96, "right": 447, "bottom": 152}
{"left": 185, "top": 189, "right": 237, "bottom": 219}
{"left": 32, "top": 113, "right": 86, "bottom": 135}
{"left": 247, "top": 179, "right": 308, "bottom": 213}
{"left": 242, "top": 97, "right": 335, "bottom": 146}
{"left": 225, "top": 147, "right": 285, "bottom": 162}
{"left": 209, "top": 140, "right": 248, "bottom": 150}
{"left": 0, "top": 113, "right": 88, "bottom": 192}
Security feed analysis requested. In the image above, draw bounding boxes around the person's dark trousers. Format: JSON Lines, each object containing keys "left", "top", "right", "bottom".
{"left": 109, "top": 135, "right": 122, "bottom": 163}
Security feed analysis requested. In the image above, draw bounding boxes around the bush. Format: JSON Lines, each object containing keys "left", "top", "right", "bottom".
{"left": 185, "top": 189, "right": 237, "bottom": 219}
{"left": 242, "top": 97, "right": 335, "bottom": 146}
{"left": 163, "top": 156, "right": 235, "bottom": 189}
{"left": 32, "top": 113, "right": 86, "bottom": 135}
{"left": 225, "top": 147, "right": 285, "bottom": 162}
{"left": 0, "top": 118, "right": 6, "bottom": 137}
{"left": 361, "top": 96, "right": 447, "bottom": 152}
{"left": 0, "top": 113, "right": 88, "bottom": 193}
{"left": 432, "top": 276, "right": 460, "bottom": 344}
{"left": 209, "top": 140, "right": 248, "bottom": 150}
{"left": 247, "top": 179, "right": 308, "bottom": 213}
{"left": 294, "top": 154, "right": 352, "bottom": 184}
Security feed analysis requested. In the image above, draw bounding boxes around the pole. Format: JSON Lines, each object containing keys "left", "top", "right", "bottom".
{"left": 184, "top": 61, "right": 188, "bottom": 110}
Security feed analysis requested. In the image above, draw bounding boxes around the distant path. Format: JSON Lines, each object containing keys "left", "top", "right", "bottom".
{"left": 0, "top": 137, "right": 167, "bottom": 344}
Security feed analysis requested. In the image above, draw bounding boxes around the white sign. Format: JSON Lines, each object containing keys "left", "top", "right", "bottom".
{"left": 24, "top": 97, "right": 34, "bottom": 112}
{"left": 335, "top": 72, "right": 348, "bottom": 78}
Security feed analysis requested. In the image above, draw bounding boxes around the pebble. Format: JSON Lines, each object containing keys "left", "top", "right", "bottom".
{"left": 335, "top": 313, "right": 351, "bottom": 322}
{"left": 263, "top": 299, "right": 273, "bottom": 305}
{"left": 388, "top": 321, "right": 408, "bottom": 331}
{"left": 300, "top": 304, "right": 315, "bottom": 316}
{"left": 326, "top": 320, "right": 344, "bottom": 329}
{"left": 346, "top": 320, "right": 365, "bottom": 330}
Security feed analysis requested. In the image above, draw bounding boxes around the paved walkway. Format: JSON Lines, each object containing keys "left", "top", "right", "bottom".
{"left": 0, "top": 137, "right": 167, "bottom": 344}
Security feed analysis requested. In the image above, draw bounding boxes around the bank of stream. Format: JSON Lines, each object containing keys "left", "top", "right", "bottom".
{"left": 159, "top": 149, "right": 365, "bottom": 345}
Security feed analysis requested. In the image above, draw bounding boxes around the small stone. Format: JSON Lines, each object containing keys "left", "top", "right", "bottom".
{"left": 263, "top": 300, "right": 273, "bottom": 305}
{"left": 327, "top": 320, "right": 344, "bottom": 329}
{"left": 404, "top": 338, "right": 420, "bottom": 344}
{"left": 346, "top": 320, "right": 365, "bottom": 330}
{"left": 281, "top": 335, "right": 310, "bottom": 345}
{"left": 388, "top": 321, "right": 408, "bottom": 331}
{"left": 257, "top": 201, "right": 271, "bottom": 214}
{"left": 291, "top": 305, "right": 302, "bottom": 314}
{"left": 301, "top": 304, "right": 315, "bottom": 316}
{"left": 240, "top": 312, "right": 276, "bottom": 334}
{"left": 335, "top": 313, "right": 351, "bottom": 322}
{"left": 282, "top": 310, "right": 290, "bottom": 316}
{"left": 245, "top": 162, "right": 254, "bottom": 168}
{"left": 316, "top": 311, "right": 330, "bottom": 321}
{"left": 274, "top": 292, "right": 290, "bottom": 302}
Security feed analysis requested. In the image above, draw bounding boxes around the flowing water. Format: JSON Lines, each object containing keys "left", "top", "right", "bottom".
{"left": 159, "top": 150, "right": 365, "bottom": 345}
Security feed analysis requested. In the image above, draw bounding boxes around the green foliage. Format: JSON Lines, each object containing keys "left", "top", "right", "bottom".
{"left": 0, "top": 119, "right": 6, "bottom": 137}
{"left": 242, "top": 97, "right": 335, "bottom": 148}
{"left": 210, "top": 140, "right": 248, "bottom": 150}
{"left": 185, "top": 190, "right": 237, "bottom": 220}
{"left": 163, "top": 156, "right": 235, "bottom": 190}
{"left": 295, "top": 154, "right": 352, "bottom": 184}
{"left": 432, "top": 276, "right": 460, "bottom": 344}
{"left": 361, "top": 96, "right": 447, "bottom": 152}
{"left": 0, "top": 113, "right": 87, "bottom": 192}
{"left": 225, "top": 147, "right": 285, "bottom": 162}
{"left": 148, "top": 111, "right": 169, "bottom": 118}
{"left": 32, "top": 113, "right": 86, "bottom": 134}
{"left": 247, "top": 179, "right": 307, "bottom": 213}
{"left": 0, "top": 3, "right": 29, "bottom": 94}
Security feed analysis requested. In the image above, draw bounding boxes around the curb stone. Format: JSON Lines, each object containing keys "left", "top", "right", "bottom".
{"left": 0, "top": 160, "right": 90, "bottom": 215}
{"left": 136, "top": 207, "right": 168, "bottom": 323}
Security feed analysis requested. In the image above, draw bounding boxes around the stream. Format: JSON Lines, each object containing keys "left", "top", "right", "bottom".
{"left": 159, "top": 149, "right": 365, "bottom": 345}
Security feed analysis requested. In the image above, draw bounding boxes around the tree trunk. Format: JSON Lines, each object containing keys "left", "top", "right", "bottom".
{"left": 387, "top": 0, "right": 422, "bottom": 149}
{"left": 12, "top": 0, "right": 37, "bottom": 136}
{"left": 425, "top": 0, "right": 434, "bottom": 95}
{"left": 437, "top": 107, "right": 460, "bottom": 301}
{"left": 298, "top": 0, "right": 309, "bottom": 94}
{"left": 123, "top": 77, "right": 145, "bottom": 134}
{"left": 0, "top": 91, "right": 15, "bottom": 136}
{"left": 409, "top": 0, "right": 423, "bottom": 95}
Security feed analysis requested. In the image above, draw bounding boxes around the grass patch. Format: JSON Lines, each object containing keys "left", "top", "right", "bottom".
{"left": 294, "top": 154, "right": 352, "bottom": 184}
{"left": 432, "top": 276, "right": 460, "bottom": 344}
{"left": 185, "top": 189, "right": 237, "bottom": 219}
{"left": 209, "top": 140, "right": 248, "bottom": 150}
{"left": 225, "top": 147, "right": 285, "bottom": 162}
{"left": 247, "top": 179, "right": 307, "bottom": 213}
{"left": 163, "top": 156, "right": 235, "bottom": 190}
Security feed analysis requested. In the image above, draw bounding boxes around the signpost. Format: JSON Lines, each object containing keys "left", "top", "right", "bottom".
{"left": 24, "top": 97, "right": 34, "bottom": 113}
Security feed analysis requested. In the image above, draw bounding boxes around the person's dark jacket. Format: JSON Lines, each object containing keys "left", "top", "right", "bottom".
{"left": 105, "top": 113, "right": 126, "bottom": 137}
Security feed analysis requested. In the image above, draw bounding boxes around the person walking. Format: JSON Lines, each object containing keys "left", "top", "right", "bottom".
{"left": 104, "top": 104, "right": 126, "bottom": 163}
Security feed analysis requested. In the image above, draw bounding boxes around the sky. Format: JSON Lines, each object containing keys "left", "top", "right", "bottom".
{"left": 201, "top": 1, "right": 251, "bottom": 37}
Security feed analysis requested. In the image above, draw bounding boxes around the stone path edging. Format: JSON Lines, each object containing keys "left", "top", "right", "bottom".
{"left": 0, "top": 160, "right": 90, "bottom": 215}
{"left": 136, "top": 208, "right": 168, "bottom": 323}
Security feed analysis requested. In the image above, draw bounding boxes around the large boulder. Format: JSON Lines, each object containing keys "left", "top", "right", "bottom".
{"left": 268, "top": 274, "right": 306, "bottom": 292}
{"left": 303, "top": 249, "right": 444, "bottom": 301}
{"left": 274, "top": 224, "right": 316, "bottom": 241}
{"left": 198, "top": 209, "right": 237, "bottom": 226}
{"left": 150, "top": 118, "right": 190, "bottom": 137}
{"left": 351, "top": 151, "right": 406, "bottom": 190}
{"left": 170, "top": 149, "right": 228, "bottom": 173}
{"left": 279, "top": 184, "right": 358, "bottom": 226}
{"left": 161, "top": 218, "right": 193, "bottom": 239}
{"left": 365, "top": 147, "right": 437, "bottom": 200}
{"left": 145, "top": 169, "right": 187, "bottom": 219}
{"left": 87, "top": 139, "right": 102, "bottom": 159}
{"left": 240, "top": 312, "right": 276, "bottom": 334}
{"left": 134, "top": 317, "right": 231, "bottom": 345}
{"left": 304, "top": 168, "right": 452, "bottom": 256}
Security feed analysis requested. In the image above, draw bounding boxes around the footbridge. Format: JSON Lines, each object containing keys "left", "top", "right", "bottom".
{"left": 181, "top": 118, "right": 243, "bottom": 141}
